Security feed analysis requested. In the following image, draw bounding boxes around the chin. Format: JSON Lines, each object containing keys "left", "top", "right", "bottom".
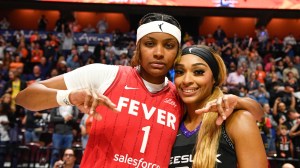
{"left": 180, "top": 97, "right": 197, "bottom": 104}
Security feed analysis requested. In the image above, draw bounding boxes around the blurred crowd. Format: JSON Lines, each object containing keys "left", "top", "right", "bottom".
{"left": 0, "top": 14, "right": 299, "bottom": 167}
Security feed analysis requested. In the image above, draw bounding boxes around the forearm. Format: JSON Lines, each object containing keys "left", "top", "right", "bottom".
{"left": 236, "top": 97, "right": 263, "bottom": 120}
{"left": 16, "top": 83, "right": 60, "bottom": 111}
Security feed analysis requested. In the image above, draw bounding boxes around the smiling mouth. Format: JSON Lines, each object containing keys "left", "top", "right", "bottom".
{"left": 181, "top": 88, "right": 199, "bottom": 95}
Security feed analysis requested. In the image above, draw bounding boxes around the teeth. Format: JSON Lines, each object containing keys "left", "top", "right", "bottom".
{"left": 182, "top": 89, "right": 196, "bottom": 93}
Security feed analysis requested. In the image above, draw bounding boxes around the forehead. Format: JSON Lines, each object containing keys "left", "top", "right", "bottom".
{"left": 178, "top": 54, "right": 208, "bottom": 66}
{"left": 141, "top": 32, "right": 178, "bottom": 43}
{"left": 65, "top": 149, "right": 74, "bottom": 154}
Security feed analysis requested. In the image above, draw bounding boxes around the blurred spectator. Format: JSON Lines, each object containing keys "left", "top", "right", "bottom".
{"left": 0, "top": 96, "right": 10, "bottom": 167}
{"left": 56, "top": 57, "right": 68, "bottom": 75}
{"left": 255, "top": 63, "right": 267, "bottom": 84}
{"left": 182, "top": 36, "right": 194, "bottom": 49}
{"left": 61, "top": 31, "right": 75, "bottom": 58}
{"left": 93, "top": 40, "right": 106, "bottom": 62}
{"left": 276, "top": 60, "right": 285, "bottom": 76}
{"left": 38, "top": 56, "right": 53, "bottom": 80}
{"left": 49, "top": 106, "right": 79, "bottom": 168}
{"left": 0, "top": 40, "right": 5, "bottom": 60}
{"left": 70, "top": 19, "right": 82, "bottom": 33}
{"left": 284, "top": 108, "right": 300, "bottom": 130}
{"left": 54, "top": 14, "right": 66, "bottom": 32}
{"left": 30, "top": 31, "right": 41, "bottom": 44}
{"left": 284, "top": 71, "right": 299, "bottom": 92}
{"left": 9, "top": 56, "right": 24, "bottom": 73}
{"left": 273, "top": 94, "right": 295, "bottom": 125}
{"left": 43, "top": 40, "right": 57, "bottom": 61}
{"left": 104, "top": 41, "right": 116, "bottom": 59}
{"left": 3, "top": 41, "right": 16, "bottom": 56}
{"left": 26, "top": 65, "right": 45, "bottom": 85}
{"left": 119, "top": 53, "right": 130, "bottom": 66}
{"left": 264, "top": 57, "right": 276, "bottom": 73}
{"left": 126, "top": 40, "right": 135, "bottom": 58}
{"left": 30, "top": 42, "right": 44, "bottom": 67}
{"left": 79, "top": 114, "right": 93, "bottom": 151}
{"left": 0, "top": 73, "right": 7, "bottom": 96}
{"left": 283, "top": 33, "right": 297, "bottom": 48}
{"left": 257, "top": 112, "right": 271, "bottom": 152}
{"left": 21, "top": 109, "right": 43, "bottom": 144}
{"left": 213, "top": 25, "right": 226, "bottom": 46}
{"left": 3, "top": 93, "right": 22, "bottom": 168}
{"left": 247, "top": 71, "right": 260, "bottom": 95}
{"left": 83, "top": 24, "right": 96, "bottom": 34}
{"left": 255, "top": 25, "right": 269, "bottom": 52}
{"left": 53, "top": 148, "right": 79, "bottom": 168}
{"left": 230, "top": 33, "right": 241, "bottom": 47}
{"left": 284, "top": 43, "right": 295, "bottom": 58}
{"left": 205, "top": 33, "right": 216, "bottom": 45}
{"left": 79, "top": 44, "right": 93, "bottom": 66}
{"left": 226, "top": 65, "right": 246, "bottom": 90}
{"left": 12, "top": 30, "right": 25, "bottom": 47}
{"left": 289, "top": 117, "right": 300, "bottom": 159}
{"left": 252, "top": 83, "right": 270, "bottom": 105}
{"left": 262, "top": 103, "right": 277, "bottom": 156}
{"left": 0, "top": 17, "right": 10, "bottom": 30}
{"left": 66, "top": 49, "right": 81, "bottom": 70}
{"left": 3, "top": 70, "right": 26, "bottom": 112}
{"left": 267, "top": 64, "right": 284, "bottom": 82}
{"left": 276, "top": 125, "right": 294, "bottom": 158}
{"left": 248, "top": 47, "right": 263, "bottom": 72}
{"left": 16, "top": 41, "right": 29, "bottom": 64}
{"left": 293, "top": 55, "right": 300, "bottom": 75}
{"left": 37, "top": 14, "right": 48, "bottom": 31}
{"left": 283, "top": 61, "right": 299, "bottom": 82}
{"left": 96, "top": 18, "right": 108, "bottom": 34}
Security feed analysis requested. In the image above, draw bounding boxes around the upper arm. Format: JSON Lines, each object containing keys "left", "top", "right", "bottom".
{"left": 63, "top": 64, "right": 119, "bottom": 91}
{"left": 236, "top": 97, "right": 264, "bottom": 120}
{"left": 226, "top": 110, "right": 268, "bottom": 168}
{"left": 39, "top": 75, "right": 67, "bottom": 90}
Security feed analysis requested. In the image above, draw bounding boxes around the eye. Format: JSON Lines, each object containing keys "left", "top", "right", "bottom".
{"left": 165, "top": 42, "right": 176, "bottom": 49}
{"left": 144, "top": 41, "right": 155, "bottom": 47}
{"left": 174, "top": 69, "right": 184, "bottom": 75}
{"left": 194, "top": 70, "right": 205, "bottom": 75}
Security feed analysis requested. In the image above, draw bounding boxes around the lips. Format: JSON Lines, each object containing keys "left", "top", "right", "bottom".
{"left": 150, "top": 61, "right": 165, "bottom": 69}
{"left": 180, "top": 87, "right": 199, "bottom": 96}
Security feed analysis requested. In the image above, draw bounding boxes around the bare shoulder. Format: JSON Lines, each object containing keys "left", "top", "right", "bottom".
{"left": 225, "top": 110, "right": 258, "bottom": 140}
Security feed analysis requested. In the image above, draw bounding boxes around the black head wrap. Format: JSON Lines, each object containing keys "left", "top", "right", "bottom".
{"left": 181, "top": 46, "right": 219, "bottom": 82}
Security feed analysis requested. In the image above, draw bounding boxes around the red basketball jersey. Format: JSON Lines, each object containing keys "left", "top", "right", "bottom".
{"left": 80, "top": 66, "right": 183, "bottom": 168}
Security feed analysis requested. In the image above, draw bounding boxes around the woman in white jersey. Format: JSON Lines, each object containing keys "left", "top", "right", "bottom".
{"left": 16, "top": 13, "right": 263, "bottom": 167}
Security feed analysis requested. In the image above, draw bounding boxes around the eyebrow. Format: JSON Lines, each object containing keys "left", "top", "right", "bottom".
{"left": 175, "top": 62, "right": 208, "bottom": 67}
{"left": 144, "top": 35, "right": 177, "bottom": 42}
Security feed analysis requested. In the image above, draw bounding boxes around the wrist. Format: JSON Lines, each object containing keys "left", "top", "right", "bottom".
{"left": 56, "top": 90, "right": 73, "bottom": 106}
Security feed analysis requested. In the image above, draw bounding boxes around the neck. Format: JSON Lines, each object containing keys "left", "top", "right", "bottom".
{"left": 184, "top": 103, "right": 204, "bottom": 130}
{"left": 138, "top": 67, "right": 165, "bottom": 84}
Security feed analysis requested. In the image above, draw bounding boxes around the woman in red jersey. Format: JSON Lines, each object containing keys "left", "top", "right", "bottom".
{"left": 15, "top": 13, "right": 263, "bottom": 168}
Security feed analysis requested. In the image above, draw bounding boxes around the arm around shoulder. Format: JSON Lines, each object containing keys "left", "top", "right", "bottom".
{"left": 226, "top": 110, "right": 268, "bottom": 168}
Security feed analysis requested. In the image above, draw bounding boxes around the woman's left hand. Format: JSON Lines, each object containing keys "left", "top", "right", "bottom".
{"left": 195, "top": 94, "right": 238, "bottom": 125}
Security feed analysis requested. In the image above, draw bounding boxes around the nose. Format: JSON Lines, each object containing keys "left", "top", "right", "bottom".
{"left": 182, "top": 72, "right": 193, "bottom": 85}
{"left": 154, "top": 44, "right": 164, "bottom": 59}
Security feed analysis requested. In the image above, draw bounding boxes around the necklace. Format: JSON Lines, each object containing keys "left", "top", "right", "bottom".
{"left": 180, "top": 121, "right": 202, "bottom": 138}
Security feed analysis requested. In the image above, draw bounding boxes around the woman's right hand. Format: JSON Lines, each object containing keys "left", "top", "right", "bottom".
{"left": 69, "top": 89, "right": 120, "bottom": 120}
